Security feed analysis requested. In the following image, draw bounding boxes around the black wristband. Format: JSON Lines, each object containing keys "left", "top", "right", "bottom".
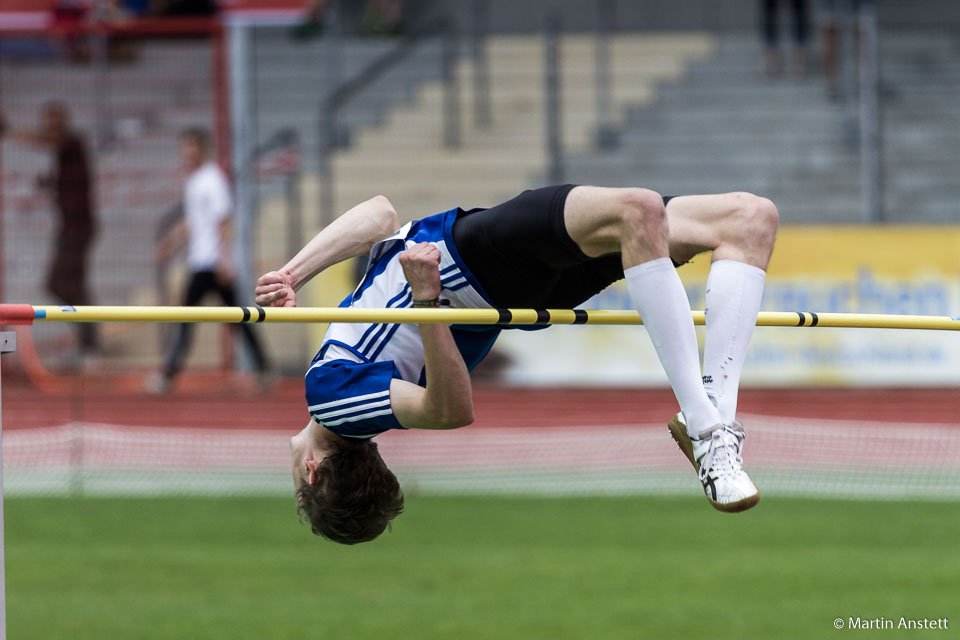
{"left": 411, "top": 298, "right": 450, "bottom": 308}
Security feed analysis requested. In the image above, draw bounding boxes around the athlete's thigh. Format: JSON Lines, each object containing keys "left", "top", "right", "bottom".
{"left": 665, "top": 192, "right": 756, "bottom": 265}
{"left": 563, "top": 185, "right": 663, "bottom": 258}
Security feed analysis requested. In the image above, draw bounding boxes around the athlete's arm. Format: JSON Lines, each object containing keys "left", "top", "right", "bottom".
{"left": 255, "top": 195, "right": 400, "bottom": 307}
{"left": 390, "top": 243, "right": 474, "bottom": 430}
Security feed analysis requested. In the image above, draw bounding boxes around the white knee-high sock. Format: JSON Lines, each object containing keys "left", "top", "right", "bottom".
{"left": 701, "top": 259, "right": 766, "bottom": 425}
{"left": 624, "top": 257, "right": 721, "bottom": 436}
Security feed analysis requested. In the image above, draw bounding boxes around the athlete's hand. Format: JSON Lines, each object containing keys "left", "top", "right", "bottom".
{"left": 255, "top": 269, "right": 297, "bottom": 307}
{"left": 399, "top": 242, "right": 442, "bottom": 301}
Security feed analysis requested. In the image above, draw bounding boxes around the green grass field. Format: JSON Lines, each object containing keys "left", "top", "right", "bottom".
{"left": 6, "top": 495, "right": 959, "bottom": 639}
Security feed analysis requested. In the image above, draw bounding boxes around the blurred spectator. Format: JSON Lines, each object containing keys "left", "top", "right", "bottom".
{"left": 760, "top": 0, "right": 811, "bottom": 76}
{"left": 819, "top": 0, "right": 873, "bottom": 100}
{"left": 1, "top": 103, "right": 100, "bottom": 354}
{"left": 150, "top": 128, "right": 270, "bottom": 393}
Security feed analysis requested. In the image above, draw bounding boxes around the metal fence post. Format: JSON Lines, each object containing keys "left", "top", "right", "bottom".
{"left": 594, "top": 0, "right": 617, "bottom": 149}
{"left": 285, "top": 134, "right": 304, "bottom": 264}
{"left": 839, "top": 0, "right": 859, "bottom": 145}
{"left": 319, "top": 5, "right": 342, "bottom": 228}
{"left": 0, "top": 330, "right": 16, "bottom": 640}
{"left": 544, "top": 14, "right": 563, "bottom": 184}
{"left": 858, "top": 3, "right": 882, "bottom": 222}
{"left": 443, "top": 22, "right": 462, "bottom": 149}
{"left": 471, "top": 0, "right": 491, "bottom": 130}
{"left": 228, "top": 21, "right": 256, "bottom": 370}
{"left": 318, "top": 96, "right": 336, "bottom": 228}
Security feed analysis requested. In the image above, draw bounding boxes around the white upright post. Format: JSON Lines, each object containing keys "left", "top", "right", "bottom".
{"left": 228, "top": 20, "right": 256, "bottom": 372}
{"left": 0, "top": 330, "right": 17, "bottom": 640}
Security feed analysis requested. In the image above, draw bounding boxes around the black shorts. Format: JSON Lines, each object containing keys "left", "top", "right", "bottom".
{"left": 451, "top": 184, "right": 675, "bottom": 308}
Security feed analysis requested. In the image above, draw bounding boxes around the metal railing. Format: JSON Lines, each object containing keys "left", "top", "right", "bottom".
{"left": 317, "top": 15, "right": 465, "bottom": 226}
{"left": 544, "top": 14, "right": 563, "bottom": 185}
{"left": 857, "top": 4, "right": 882, "bottom": 222}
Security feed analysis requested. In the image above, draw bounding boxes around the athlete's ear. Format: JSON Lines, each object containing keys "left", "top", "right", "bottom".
{"left": 305, "top": 457, "right": 320, "bottom": 485}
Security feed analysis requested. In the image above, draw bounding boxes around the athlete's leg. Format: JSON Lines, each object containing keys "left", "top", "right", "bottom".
{"left": 562, "top": 186, "right": 721, "bottom": 437}
{"left": 664, "top": 192, "right": 778, "bottom": 269}
{"left": 660, "top": 192, "right": 776, "bottom": 511}
{"left": 665, "top": 193, "right": 779, "bottom": 424}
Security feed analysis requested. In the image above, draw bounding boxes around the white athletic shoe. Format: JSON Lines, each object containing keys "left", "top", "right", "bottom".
{"left": 667, "top": 413, "right": 760, "bottom": 513}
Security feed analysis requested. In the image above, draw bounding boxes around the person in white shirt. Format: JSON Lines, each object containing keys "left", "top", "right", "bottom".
{"left": 152, "top": 128, "right": 269, "bottom": 391}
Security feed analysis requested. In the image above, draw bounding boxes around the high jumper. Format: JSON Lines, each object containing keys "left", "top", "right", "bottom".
{"left": 254, "top": 185, "right": 779, "bottom": 544}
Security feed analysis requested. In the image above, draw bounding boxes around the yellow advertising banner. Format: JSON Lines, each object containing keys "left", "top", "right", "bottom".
{"left": 494, "top": 226, "right": 960, "bottom": 386}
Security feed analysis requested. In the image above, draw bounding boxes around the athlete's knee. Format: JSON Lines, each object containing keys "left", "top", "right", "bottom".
{"left": 619, "top": 188, "right": 667, "bottom": 240}
{"left": 727, "top": 192, "right": 778, "bottom": 248}
{"left": 748, "top": 194, "right": 779, "bottom": 247}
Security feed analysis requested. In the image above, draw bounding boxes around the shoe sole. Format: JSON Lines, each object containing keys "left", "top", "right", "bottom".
{"left": 667, "top": 416, "right": 760, "bottom": 513}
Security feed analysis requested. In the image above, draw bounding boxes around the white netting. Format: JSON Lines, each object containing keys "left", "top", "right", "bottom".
{"left": 3, "top": 414, "right": 960, "bottom": 499}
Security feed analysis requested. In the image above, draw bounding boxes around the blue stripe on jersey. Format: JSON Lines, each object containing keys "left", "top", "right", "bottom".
{"left": 358, "top": 288, "right": 412, "bottom": 356}
{"left": 364, "top": 290, "right": 412, "bottom": 358}
{"left": 351, "top": 242, "right": 404, "bottom": 303}
{"left": 317, "top": 339, "right": 373, "bottom": 363}
{"left": 321, "top": 408, "right": 394, "bottom": 428}
{"left": 352, "top": 322, "right": 381, "bottom": 354}
{"left": 354, "top": 284, "right": 411, "bottom": 353}
{"left": 369, "top": 319, "right": 403, "bottom": 360}
{"left": 315, "top": 398, "right": 392, "bottom": 422}
{"left": 305, "top": 357, "right": 354, "bottom": 375}
{"left": 385, "top": 283, "right": 412, "bottom": 306}
{"left": 308, "top": 389, "right": 389, "bottom": 413}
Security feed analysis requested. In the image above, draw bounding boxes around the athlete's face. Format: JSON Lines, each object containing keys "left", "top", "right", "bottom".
{"left": 290, "top": 420, "right": 325, "bottom": 490}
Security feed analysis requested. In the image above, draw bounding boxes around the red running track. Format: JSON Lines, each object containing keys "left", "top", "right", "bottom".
{"left": 1, "top": 381, "right": 957, "bottom": 431}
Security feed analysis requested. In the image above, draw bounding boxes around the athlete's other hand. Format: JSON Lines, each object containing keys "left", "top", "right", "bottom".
{"left": 399, "top": 242, "right": 442, "bottom": 301}
{"left": 255, "top": 269, "right": 297, "bottom": 307}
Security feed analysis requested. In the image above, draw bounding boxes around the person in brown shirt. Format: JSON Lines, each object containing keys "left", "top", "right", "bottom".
{"left": 2, "top": 102, "right": 99, "bottom": 353}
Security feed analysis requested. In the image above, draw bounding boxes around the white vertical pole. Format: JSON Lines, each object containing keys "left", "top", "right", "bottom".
{"left": 228, "top": 21, "right": 255, "bottom": 371}
{"left": 0, "top": 330, "right": 16, "bottom": 640}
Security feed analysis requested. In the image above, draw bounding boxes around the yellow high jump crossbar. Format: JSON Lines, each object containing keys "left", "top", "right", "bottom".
{"left": 2, "top": 304, "right": 960, "bottom": 331}
{"left": 0, "top": 303, "right": 959, "bottom": 640}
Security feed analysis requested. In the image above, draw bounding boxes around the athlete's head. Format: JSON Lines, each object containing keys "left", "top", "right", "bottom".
{"left": 290, "top": 420, "right": 404, "bottom": 544}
